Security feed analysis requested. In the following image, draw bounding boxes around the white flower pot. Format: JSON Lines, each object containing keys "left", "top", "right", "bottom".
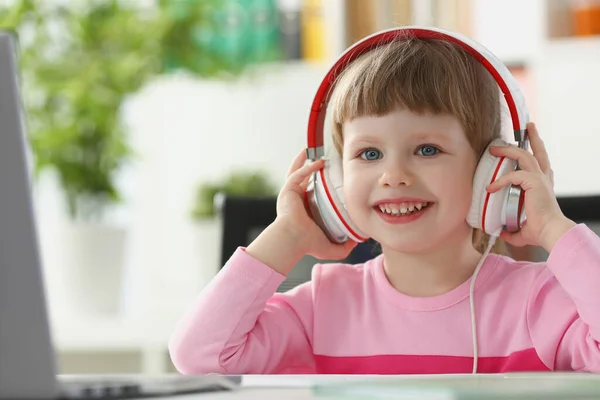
{"left": 58, "top": 221, "right": 127, "bottom": 317}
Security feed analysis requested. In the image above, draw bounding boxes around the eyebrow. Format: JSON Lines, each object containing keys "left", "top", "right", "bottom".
{"left": 345, "top": 130, "right": 456, "bottom": 146}
{"left": 344, "top": 134, "right": 383, "bottom": 148}
{"left": 412, "top": 131, "right": 452, "bottom": 141}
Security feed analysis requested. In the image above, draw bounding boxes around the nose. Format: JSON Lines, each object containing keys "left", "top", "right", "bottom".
{"left": 379, "top": 157, "right": 414, "bottom": 188}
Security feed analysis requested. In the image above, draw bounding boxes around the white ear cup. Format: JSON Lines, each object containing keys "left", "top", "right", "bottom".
{"left": 306, "top": 172, "right": 346, "bottom": 243}
{"left": 318, "top": 154, "right": 368, "bottom": 242}
{"left": 327, "top": 149, "right": 346, "bottom": 209}
{"left": 467, "top": 139, "right": 517, "bottom": 236}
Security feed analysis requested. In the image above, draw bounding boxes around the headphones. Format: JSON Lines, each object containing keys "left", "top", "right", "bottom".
{"left": 305, "top": 26, "right": 530, "bottom": 244}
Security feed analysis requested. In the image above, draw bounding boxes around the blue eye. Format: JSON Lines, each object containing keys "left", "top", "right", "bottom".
{"left": 360, "top": 148, "right": 382, "bottom": 161}
{"left": 417, "top": 145, "right": 440, "bottom": 157}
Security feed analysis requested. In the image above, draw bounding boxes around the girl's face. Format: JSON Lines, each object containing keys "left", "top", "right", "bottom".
{"left": 342, "top": 108, "right": 478, "bottom": 254}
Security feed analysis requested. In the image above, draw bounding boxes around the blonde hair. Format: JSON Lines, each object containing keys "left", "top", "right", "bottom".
{"left": 329, "top": 32, "right": 505, "bottom": 255}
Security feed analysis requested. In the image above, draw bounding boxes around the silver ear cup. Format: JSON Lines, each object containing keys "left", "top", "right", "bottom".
{"left": 305, "top": 173, "right": 349, "bottom": 244}
{"left": 505, "top": 136, "right": 529, "bottom": 233}
{"left": 505, "top": 184, "right": 525, "bottom": 232}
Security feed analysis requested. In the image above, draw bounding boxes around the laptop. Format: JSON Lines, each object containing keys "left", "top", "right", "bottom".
{"left": 0, "top": 31, "right": 240, "bottom": 399}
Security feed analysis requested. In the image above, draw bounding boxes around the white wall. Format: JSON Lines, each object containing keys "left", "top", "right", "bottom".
{"left": 531, "top": 38, "right": 600, "bottom": 197}
{"left": 471, "top": 0, "right": 544, "bottom": 65}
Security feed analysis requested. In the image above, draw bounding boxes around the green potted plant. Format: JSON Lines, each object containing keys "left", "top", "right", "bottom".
{"left": 190, "top": 170, "right": 278, "bottom": 286}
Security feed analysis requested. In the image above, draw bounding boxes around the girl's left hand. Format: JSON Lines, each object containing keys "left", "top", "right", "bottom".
{"left": 485, "top": 122, "right": 576, "bottom": 252}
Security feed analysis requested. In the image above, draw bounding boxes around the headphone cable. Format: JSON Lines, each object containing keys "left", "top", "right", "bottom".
{"left": 470, "top": 234, "right": 498, "bottom": 374}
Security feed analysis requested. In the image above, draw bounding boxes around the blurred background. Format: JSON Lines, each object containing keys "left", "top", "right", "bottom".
{"left": 1, "top": 0, "right": 599, "bottom": 375}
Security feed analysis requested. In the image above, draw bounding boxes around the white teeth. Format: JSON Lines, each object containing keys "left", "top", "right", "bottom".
{"left": 377, "top": 202, "right": 429, "bottom": 216}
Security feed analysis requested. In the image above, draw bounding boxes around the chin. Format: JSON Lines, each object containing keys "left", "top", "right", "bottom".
{"left": 377, "top": 238, "right": 440, "bottom": 254}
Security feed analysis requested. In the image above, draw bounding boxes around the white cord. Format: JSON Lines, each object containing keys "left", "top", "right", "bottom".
{"left": 469, "top": 234, "right": 497, "bottom": 374}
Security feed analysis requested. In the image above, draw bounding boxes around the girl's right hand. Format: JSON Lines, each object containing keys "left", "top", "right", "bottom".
{"left": 275, "top": 149, "right": 357, "bottom": 261}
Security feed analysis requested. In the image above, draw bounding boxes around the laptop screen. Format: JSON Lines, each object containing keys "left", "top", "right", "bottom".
{"left": 0, "top": 31, "right": 59, "bottom": 399}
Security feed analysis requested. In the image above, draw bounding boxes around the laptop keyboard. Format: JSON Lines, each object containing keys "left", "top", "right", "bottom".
{"left": 58, "top": 375, "right": 239, "bottom": 399}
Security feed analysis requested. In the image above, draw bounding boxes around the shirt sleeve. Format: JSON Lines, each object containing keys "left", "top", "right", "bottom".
{"left": 527, "top": 223, "right": 600, "bottom": 371}
{"left": 168, "top": 247, "right": 317, "bottom": 374}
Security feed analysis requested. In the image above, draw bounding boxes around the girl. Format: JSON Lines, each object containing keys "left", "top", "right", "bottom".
{"left": 168, "top": 31, "right": 600, "bottom": 374}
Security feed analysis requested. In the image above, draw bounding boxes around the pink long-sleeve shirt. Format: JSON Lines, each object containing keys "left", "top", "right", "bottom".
{"left": 168, "top": 223, "right": 600, "bottom": 374}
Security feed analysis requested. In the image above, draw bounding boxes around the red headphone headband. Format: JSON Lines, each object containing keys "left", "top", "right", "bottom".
{"left": 306, "top": 26, "right": 529, "bottom": 155}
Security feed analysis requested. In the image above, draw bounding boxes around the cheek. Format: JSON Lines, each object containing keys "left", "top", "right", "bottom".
{"left": 342, "top": 167, "right": 369, "bottom": 207}
{"left": 435, "top": 164, "right": 476, "bottom": 211}
{"left": 342, "top": 170, "right": 357, "bottom": 200}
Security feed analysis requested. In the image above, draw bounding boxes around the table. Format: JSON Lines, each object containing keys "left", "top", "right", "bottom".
{"left": 156, "top": 373, "right": 600, "bottom": 399}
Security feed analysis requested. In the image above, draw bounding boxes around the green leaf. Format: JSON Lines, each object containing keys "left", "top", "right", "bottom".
{"left": 191, "top": 170, "right": 278, "bottom": 220}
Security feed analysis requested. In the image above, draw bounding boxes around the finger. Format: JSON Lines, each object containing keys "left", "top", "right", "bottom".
{"left": 486, "top": 170, "right": 534, "bottom": 193}
{"left": 526, "top": 122, "right": 552, "bottom": 176}
{"left": 286, "top": 158, "right": 325, "bottom": 189}
{"left": 297, "top": 167, "right": 314, "bottom": 192}
{"left": 488, "top": 144, "right": 542, "bottom": 173}
{"left": 499, "top": 230, "right": 530, "bottom": 247}
{"left": 286, "top": 149, "right": 308, "bottom": 178}
{"left": 499, "top": 218, "right": 533, "bottom": 247}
